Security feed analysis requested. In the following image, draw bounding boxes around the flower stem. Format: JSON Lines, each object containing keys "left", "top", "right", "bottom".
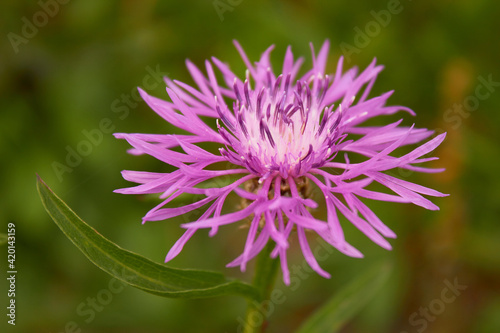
{"left": 243, "top": 241, "right": 280, "bottom": 333}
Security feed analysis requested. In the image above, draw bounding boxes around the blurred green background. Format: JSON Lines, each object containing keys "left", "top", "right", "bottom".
{"left": 1, "top": 0, "right": 500, "bottom": 332}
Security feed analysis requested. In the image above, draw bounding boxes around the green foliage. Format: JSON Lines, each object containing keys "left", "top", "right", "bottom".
{"left": 37, "top": 176, "right": 259, "bottom": 300}
{"left": 296, "top": 262, "right": 391, "bottom": 333}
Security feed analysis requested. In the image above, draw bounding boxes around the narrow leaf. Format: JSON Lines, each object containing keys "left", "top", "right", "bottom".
{"left": 36, "top": 175, "right": 259, "bottom": 300}
{"left": 296, "top": 261, "right": 392, "bottom": 333}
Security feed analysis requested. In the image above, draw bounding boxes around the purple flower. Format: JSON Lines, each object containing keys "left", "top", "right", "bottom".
{"left": 115, "top": 41, "right": 447, "bottom": 284}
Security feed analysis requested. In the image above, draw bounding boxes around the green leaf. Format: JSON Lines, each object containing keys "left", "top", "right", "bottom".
{"left": 296, "top": 261, "right": 392, "bottom": 333}
{"left": 36, "top": 175, "right": 259, "bottom": 300}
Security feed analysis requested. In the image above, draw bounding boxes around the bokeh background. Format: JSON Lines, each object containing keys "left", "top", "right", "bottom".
{"left": 1, "top": 0, "right": 500, "bottom": 332}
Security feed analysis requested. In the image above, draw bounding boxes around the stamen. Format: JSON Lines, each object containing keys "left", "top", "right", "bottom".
{"left": 272, "top": 74, "right": 283, "bottom": 100}
{"left": 297, "top": 80, "right": 303, "bottom": 95}
{"left": 301, "top": 144, "right": 314, "bottom": 161}
{"left": 259, "top": 119, "right": 266, "bottom": 140}
{"left": 300, "top": 113, "right": 309, "bottom": 134}
{"left": 215, "top": 97, "right": 235, "bottom": 132}
{"left": 217, "top": 123, "right": 234, "bottom": 144}
{"left": 219, "top": 147, "right": 242, "bottom": 165}
{"left": 286, "top": 105, "right": 300, "bottom": 118}
{"left": 265, "top": 126, "right": 276, "bottom": 148}
{"left": 329, "top": 107, "right": 343, "bottom": 133}
{"left": 279, "top": 92, "right": 287, "bottom": 112}
{"left": 259, "top": 120, "right": 275, "bottom": 148}
{"left": 284, "top": 73, "right": 291, "bottom": 93}
{"left": 244, "top": 79, "right": 251, "bottom": 110}
{"left": 273, "top": 92, "right": 287, "bottom": 126}
{"left": 294, "top": 91, "right": 305, "bottom": 120}
{"left": 318, "top": 75, "right": 330, "bottom": 105}
{"left": 318, "top": 108, "right": 330, "bottom": 135}
{"left": 266, "top": 67, "right": 273, "bottom": 88}
{"left": 283, "top": 104, "right": 293, "bottom": 115}
{"left": 233, "top": 78, "right": 243, "bottom": 104}
{"left": 256, "top": 87, "right": 265, "bottom": 118}
{"left": 305, "top": 84, "right": 312, "bottom": 111}
{"left": 237, "top": 109, "right": 249, "bottom": 138}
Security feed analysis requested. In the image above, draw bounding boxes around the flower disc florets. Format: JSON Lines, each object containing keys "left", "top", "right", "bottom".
{"left": 217, "top": 71, "right": 345, "bottom": 181}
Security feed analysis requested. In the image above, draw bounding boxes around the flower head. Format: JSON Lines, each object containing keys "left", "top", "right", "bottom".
{"left": 115, "top": 41, "right": 447, "bottom": 284}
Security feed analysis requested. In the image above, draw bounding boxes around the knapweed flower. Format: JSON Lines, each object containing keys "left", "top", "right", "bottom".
{"left": 115, "top": 41, "right": 446, "bottom": 284}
